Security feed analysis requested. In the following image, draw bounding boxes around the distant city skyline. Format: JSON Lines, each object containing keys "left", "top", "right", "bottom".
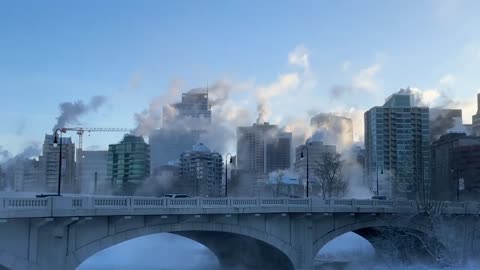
{"left": 1, "top": 0, "right": 480, "bottom": 157}
{"left": 3, "top": 2, "right": 480, "bottom": 269}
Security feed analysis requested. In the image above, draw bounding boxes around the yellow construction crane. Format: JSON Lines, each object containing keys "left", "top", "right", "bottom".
{"left": 60, "top": 127, "right": 132, "bottom": 150}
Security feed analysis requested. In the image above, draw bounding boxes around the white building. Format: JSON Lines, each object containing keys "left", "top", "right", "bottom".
{"left": 179, "top": 143, "right": 223, "bottom": 197}
{"left": 38, "top": 135, "right": 76, "bottom": 193}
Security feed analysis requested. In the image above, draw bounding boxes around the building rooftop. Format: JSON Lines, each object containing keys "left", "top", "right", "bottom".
{"left": 44, "top": 134, "right": 73, "bottom": 144}
{"left": 120, "top": 134, "right": 146, "bottom": 144}
{"left": 192, "top": 143, "right": 211, "bottom": 153}
{"left": 383, "top": 93, "right": 413, "bottom": 108}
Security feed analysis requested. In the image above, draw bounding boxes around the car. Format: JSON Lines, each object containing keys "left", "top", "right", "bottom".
{"left": 371, "top": 195, "right": 387, "bottom": 200}
{"left": 163, "top": 194, "right": 191, "bottom": 198}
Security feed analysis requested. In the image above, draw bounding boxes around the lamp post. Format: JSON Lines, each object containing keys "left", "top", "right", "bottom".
{"left": 53, "top": 128, "right": 65, "bottom": 196}
{"left": 225, "top": 153, "right": 233, "bottom": 197}
{"left": 300, "top": 146, "right": 309, "bottom": 197}
{"left": 376, "top": 165, "right": 384, "bottom": 196}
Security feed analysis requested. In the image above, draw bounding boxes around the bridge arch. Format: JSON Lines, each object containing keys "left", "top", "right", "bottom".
{"left": 312, "top": 219, "right": 448, "bottom": 265}
{"left": 69, "top": 222, "right": 297, "bottom": 270}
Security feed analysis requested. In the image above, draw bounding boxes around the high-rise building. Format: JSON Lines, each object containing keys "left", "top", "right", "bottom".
{"left": 237, "top": 122, "right": 292, "bottom": 179}
{"left": 179, "top": 143, "right": 223, "bottom": 197}
{"left": 163, "top": 89, "right": 212, "bottom": 127}
{"left": 76, "top": 150, "right": 108, "bottom": 194}
{"left": 364, "top": 93, "right": 430, "bottom": 200}
{"left": 310, "top": 113, "right": 353, "bottom": 152}
{"left": 107, "top": 135, "right": 150, "bottom": 195}
{"left": 472, "top": 93, "right": 480, "bottom": 136}
{"left": 14, "top": 158, "right": 40, "bottom": 192}
{"left": 265, "top": 132, "right": 292, "bottom": 174}
{"left": 431, "top": 133, "right": 480, "bottom": 201}
{"left": 149, "top": 128, "right": 201, "bottom": 173}
{"left": 294, "top": 139, "right": 336, "bottom": 181}
{"left": 430, "top": 108, "right": 463, "bottom": 143}
{"left": 38, "top": 135, "right": 76, "bottom": 193}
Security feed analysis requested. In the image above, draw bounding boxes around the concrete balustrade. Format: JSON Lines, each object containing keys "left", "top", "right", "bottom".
{"left": 0, "top": 195, "right": 479, "bottom": 219}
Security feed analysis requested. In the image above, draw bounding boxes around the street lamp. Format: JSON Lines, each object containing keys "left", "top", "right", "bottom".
{"left": 225, "top": 153, "right": 233, "bottom": 197}
{"left": 300, "top": 146, "right": 309, "bottom": 197}
{"left": 376, "top": 165, "right": 384, "bottom": 196}
{"left": 53, "top": 128, "right": 65, "bottom": 196}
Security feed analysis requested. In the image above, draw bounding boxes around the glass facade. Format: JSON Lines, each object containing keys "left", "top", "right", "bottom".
{"left": 107, "top": 135, "right": 150, "bottom": 194}
{"left": 365, "top": 94, "right": 430, "bottom": 200}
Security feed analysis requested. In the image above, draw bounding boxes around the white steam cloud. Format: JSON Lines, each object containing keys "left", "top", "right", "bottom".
{"left": 133, "top": 80, "right": 182, "bottom": 136}
{"left": 256, "top": 73, "right": 300, "bottom": 124}
{"left": 352, "top": 64, "right": 382, "bottom": 92}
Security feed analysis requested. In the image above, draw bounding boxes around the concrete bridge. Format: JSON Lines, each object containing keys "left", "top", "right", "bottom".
{"left": 1, "top": 195, "right": 480, "bottom": 270}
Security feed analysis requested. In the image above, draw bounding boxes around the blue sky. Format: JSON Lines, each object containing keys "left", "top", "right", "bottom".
{"left": 1, "top": 0, "right": 480, "bottom": 155}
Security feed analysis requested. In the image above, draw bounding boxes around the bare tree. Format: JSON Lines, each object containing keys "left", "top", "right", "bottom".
{"left": 314, "top": 152, "right": 345, "bottom": 199}
{"left": 270, "top": 170, "right": 285, "bottom": 197}
{"left": 370, "top": 214, "right": 458, "bottom": 268}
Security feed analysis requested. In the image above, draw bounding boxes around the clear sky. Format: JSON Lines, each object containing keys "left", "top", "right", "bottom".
{"left": 1, "top": 0, "right": 480, "bottom": 156}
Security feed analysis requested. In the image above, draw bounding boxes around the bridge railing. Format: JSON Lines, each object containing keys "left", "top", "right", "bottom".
{"left": 132, "top": 197, "right": 165, "bottom": 208}
{"left": 0, "top": 197, "right": 51, "bottom": 217}
{"left": 231, "top": 198, "right": 258, "bottom": 207}
{"left": 2, "top": 195, "right": 479, "bottom": 218}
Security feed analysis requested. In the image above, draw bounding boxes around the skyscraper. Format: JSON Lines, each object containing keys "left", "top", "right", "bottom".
{"left": 237, "top": 122, "right": 292, "bottom": 180}
{"left": 179, "top": 143, "right": 223, "bottom": 197}
{"left": 472, "top": 93, "right": 480, "bottom": 136}
{"left": 163, "top": 89, "right": 212, "bottom": 127}
{"left": 107, "top": 135, "right": 150, "bottom": 195}
{"left": 364, "top": 93, "right": 430, "bottom": 200}
{"left": 38, "top": 135, "right": 76, "bottom": 193}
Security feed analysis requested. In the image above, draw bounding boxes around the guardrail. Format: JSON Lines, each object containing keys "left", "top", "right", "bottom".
{"left": 0, "top": 196, "right": 478, "bottom": 218}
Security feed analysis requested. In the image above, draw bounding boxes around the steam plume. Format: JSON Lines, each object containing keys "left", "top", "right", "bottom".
{"left": 256, "top": 73, "right": 300, "bottom": 124}
{"left": 0, "top": 146, "right": 11, "bottom": 162}
{"left": 133, "top": 80, "right": 182, "bottom": 136}
{"left": 53, "top": 95, "right": 107, "bottom": 130}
